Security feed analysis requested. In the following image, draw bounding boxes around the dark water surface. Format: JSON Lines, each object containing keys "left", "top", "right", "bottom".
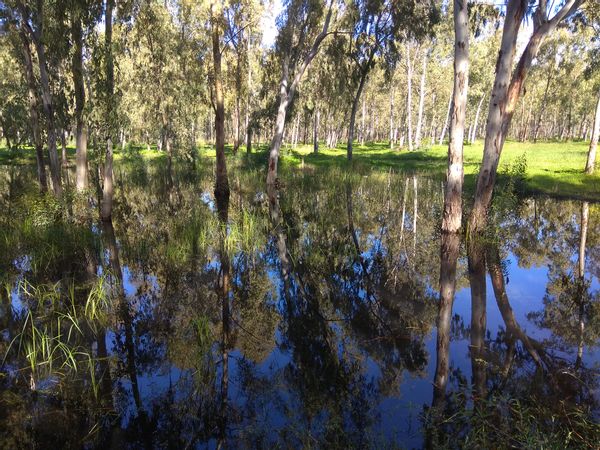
{"left": 0, "top": 158, "right": 598, "bottom": 448}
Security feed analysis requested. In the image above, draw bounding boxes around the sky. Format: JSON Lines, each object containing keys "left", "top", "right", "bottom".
{"left": 260, "top": 0, "right": 283, "bottom": 48}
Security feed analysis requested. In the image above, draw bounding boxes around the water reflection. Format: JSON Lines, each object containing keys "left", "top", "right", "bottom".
{"left": 0, "top": 161, "right": 598, "bottom": 448}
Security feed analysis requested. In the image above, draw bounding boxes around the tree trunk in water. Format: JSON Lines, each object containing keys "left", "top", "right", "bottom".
{"left": 585, "top": 92, "right": 600, "bottom": 174}
{"left": 101, "top": 0, "right": 115, "bottom": 221}
{"left": 347, "top": 71, "right": 367, "bottom": 161}
{"left": 211, "top": 7, "right": 230, "bottom": 204}
{"left": 576, "top": 201, "right": 589, "bottom": 369}
{"left": 415, "top": 51, "right": 428, "bottom": 148}
{"left": 19, "top": 29, "right": 47, "bottom": 193}
{"left": 406, "top": 44, "right": 414, "bottom": 151}
{"left": 71, "top": 8, "right": 88, "bottom": 191}
{"left": 469, "top": 96, "right": 484, "bottom": 144}
{"left": 433, "top": 231, "right": 460, "bottom": 407}
{"left": 438, "top": 96, "right": 452, "bottom": 145}
{"left": 468, "top": 0, "right": 582, "bottom": 235}
{"left": 442, "top": 0, "right": 469, "bottom": 234}
{"left": 468, "top": 240, "right": 487, "bottom": 401}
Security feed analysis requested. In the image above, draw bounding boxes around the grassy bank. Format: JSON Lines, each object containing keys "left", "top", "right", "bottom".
{"left": 2, "top": 140, "right": 599, "bottom": 201}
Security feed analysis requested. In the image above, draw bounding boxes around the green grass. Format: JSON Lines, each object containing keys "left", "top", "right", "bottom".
{"left": 282, "top": 140, "right": 600, "bottom": 201}
{"left": 1, "top": 139, "right": 598, "bottom": 201}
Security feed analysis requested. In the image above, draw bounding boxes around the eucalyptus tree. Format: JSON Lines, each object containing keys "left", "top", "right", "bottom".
{"left": 265, "top": 0, "right": 334, "bottom": 187}
{"left": 14, "top": 0, "right": 63, "bottom": 196}
{"left": 468, "top": 0, "right": 586, "bottom": 236}
{"left": 343, "top": 0, "right": 437, "bottom": 160}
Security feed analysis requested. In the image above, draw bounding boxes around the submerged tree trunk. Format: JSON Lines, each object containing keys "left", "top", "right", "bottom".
{"left": 415, "top": 51, "right": 428, "bottom": 148}
{"left": 101, "top": 0, "right": 115, "bottom": 221}
{"left": 71, "top": 8, "right": 88, "bottom": 191}
{"left": 468, "top": 240, "right": 487, "bottom": 401}
{"left": 433, "top": 231, "right": 460, "bottom": 407}
{"left": 468, "top": 0, "right": 583, "bottom": 236}
{"left": 585, "top": 91, "right": 600, "bottom": 174}
{"left": 442, "top": 0, "right": 469, "bottom": 234}
{"left": 19, "top": 28, "right": 47, "bottom": 193}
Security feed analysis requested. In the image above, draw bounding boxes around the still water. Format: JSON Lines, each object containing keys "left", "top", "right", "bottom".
{"left": 0, "top": 156, "right": 598, "bottom": 448}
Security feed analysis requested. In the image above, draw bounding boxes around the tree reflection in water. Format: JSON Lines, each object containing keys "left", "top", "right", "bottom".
{"left": 0, "top": 161, "right": 598, "bottom": 448}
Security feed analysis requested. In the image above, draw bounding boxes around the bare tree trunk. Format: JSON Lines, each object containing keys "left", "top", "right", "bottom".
{"left": 415, "top": 50, "right": 428, "bottom": 148}
{"left": 71, "top": 8, "right": 88, "bottom": 191}
{"left": 389, "top": 85, "right": 395, "bottom": 149}
{"left": 101, "top": 0, "right": 115, "bottom": 221}
{"left": 406, "top": 43, "right": 414, "bottom": 151}
{"left": 19, "top": 28, "right": 47, "bottom": 193}
{"left": 360, "top": 98, "right": 366, "bottom": 145}
{"left": 20, "top": 1, "right": 62, "bottom": 196}
{"left": 468, "top": 0, "right": 583, "bottom": 235}
{"left": 267, "top": 7, "right": 332, "bottom": 186}
{"left": 313, "top": 105, "right": 319, "bottom": 153}
{"left": 469, "top": 96, "right": 484, "bottom": 144}
{"left": 442, "top": 0, "right": 469, "bottom": 234}
{"left": 211, "top": 5, "right": 230, "bottom": 205}
{"left": 348, "top": 70, "right": 368, "bottom": 161}
{"left": 575, "top": 201, "right": 589, "bottom": 369}
{"left": 533, "top": 70, "right": 552, "bottom": 142}
{"left": 438, "top": 95, "right": 451, "bottom": 145}
{"left": 468, "top": 240, "right": 487, "bottom": 401}
{"left": 245, "top": 31, "right": 252, "bottom": 154}
{"left": 433, "top": 231, "right": 460, "bottom": 407}
{"left": 585, "top": 91, "right": 600, "bottom": 174}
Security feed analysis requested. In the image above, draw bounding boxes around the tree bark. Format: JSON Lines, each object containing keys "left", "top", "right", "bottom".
{"left": 71, "top": 8, "right": 88, "bottom": 191}
{"left": 533, "top": 69, "right": 552, "bottom": 142}
{"left": 415, "top": 51, "right": 428, "bottom": 148}
{"left": 406, "top": 43, "right": 414, "bottom": 151}
{"left": 442, "top": 0, "right": 469, "bottom": 234}
{"left": 19, "top": 28, "right": 47, "bottom": 193}
{"left": 469, "top": 96, "right": 484, "bottom": 144}
{"left": 585, "top": 91, "right": 600, "bottom": 174}
{"left": 433, "top": 231, "right": 460, "bottom": 407}
{"left": 313, "top": 105, "right": 319, "bottom": 153}
{"left": 20, "top": 1, "right": 62, "bottom": 196}
{"left": 468, "top": 0, "right": 583, "bottom": 235}
{"left": 101, "top": 0, "right": 115, "bottom": 221}
{"left": 211, "top": 5, "right": 230, "bottom": 204}
{"left": 438, "top": 95, "right": 452, "bottom": 145}
{"left": 267, "top": 6, "right": 332, "bottom": 185}
{"left": 348, "top": 70, "right": 368, "bottom": 160}
{"left": 468, "top": 240, "right": 487, "bottom": 401}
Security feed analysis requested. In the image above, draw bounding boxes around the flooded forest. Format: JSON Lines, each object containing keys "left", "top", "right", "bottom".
{"left": 0, "top": 0, "right": 599, "bottom": 448}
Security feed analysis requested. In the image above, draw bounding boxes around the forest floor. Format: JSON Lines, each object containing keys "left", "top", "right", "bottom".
{"left": 1, "top": 140, "right": 598, "bottom": 201}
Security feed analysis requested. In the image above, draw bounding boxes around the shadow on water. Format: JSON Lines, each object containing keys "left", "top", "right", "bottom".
{"left": 0, "top": 162, "right": 599, "bottom": 448}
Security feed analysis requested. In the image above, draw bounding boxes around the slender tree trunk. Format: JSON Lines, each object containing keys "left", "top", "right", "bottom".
{"left": 389, "top": 85, "right": 395, "bottom": 149}
{"left": 415, "top": 51, "right": 428, "bottom": 148}
{"left": 433, "top": 231, "right": 460, "bottom": 407}
{"left": 19, "top": 29, "right": 47, "bottom": 193}
{"left": 468, "top": 240, "right": 487, "bottom": 401}
{"left": 585, "top": 91, "right": 600, "bottom": 174}
{"left": 438, "top": 95, "right": 452, "bottom": 145}
{"left": 233, "top": 48, "right": 242, "bottom": 154}
{"left": 267, "top": 7, "right": 332, "bottom": 186}
{"left": 470, "top": 96, "right": 484, "bottom": 144}
{"left": 245, "top": 31, "right": 252, "bottom": 154}
{"left": 313, "top": 105, "right": 319, "bottom": 153}
{"left": 211, "top": 8, "right": 230, "bottom": 205}
{"left": 533, "top": 70, "right": 552, "bottom": 142}
{"left": 406, "top": 43, "right": 414, "bottom": 151}
{"left": 348, "top": 70, "right": 368, "bottom": 161}
{"left": 21, "top": 3, "right": 62, "bottom": 196}
{"left": 360, "top": 98, "right": 366, "bottom": 145}
{"left": 101, "top": 0, "right": 115, "bottom": 221}
{"left": 442, "top": 0, "right": 469, "bottom": 234}
{"left": 575, "top": 201, "right": 589, "bottom": 369}
{"left": 60, "top": 129, "right": 67, "bottom": 167}
{"left": 72, "top": 8, "right": 88, "bottom": 191}
{"left": 468, "top": 0, "right": 582, "bottom": 235}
